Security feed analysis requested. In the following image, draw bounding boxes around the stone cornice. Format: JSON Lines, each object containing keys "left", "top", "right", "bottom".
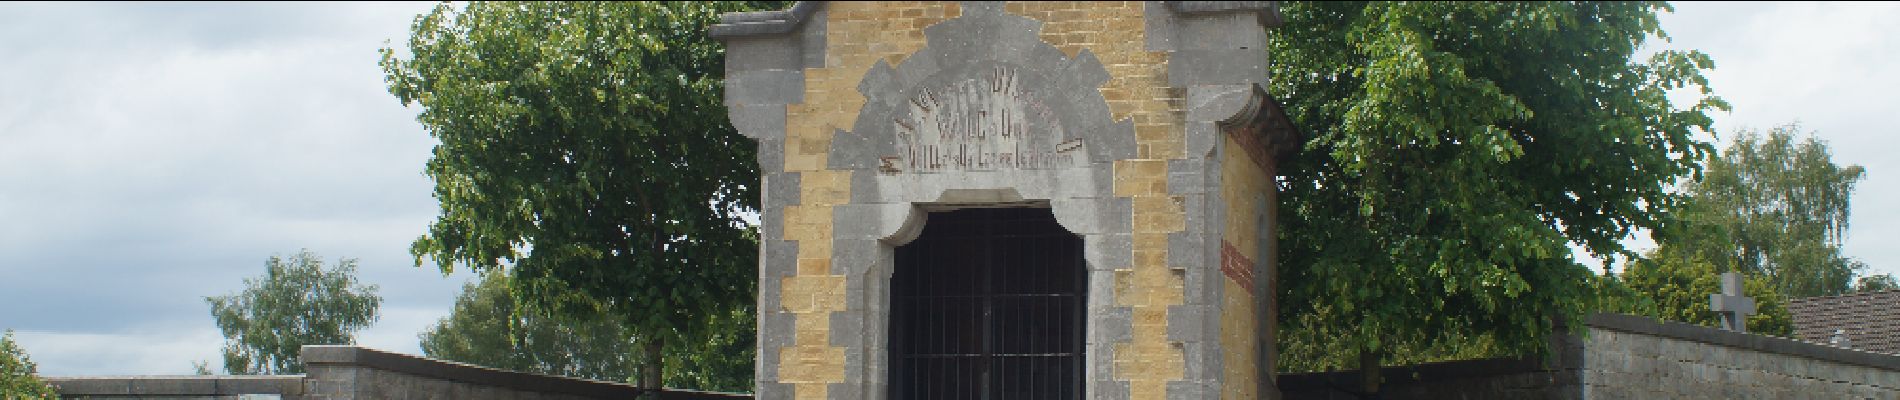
{"left": 709, "top": 1, "right": 821, "bottom": 39}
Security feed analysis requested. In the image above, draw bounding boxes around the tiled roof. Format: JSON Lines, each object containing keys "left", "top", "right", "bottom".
{"left": 1789, "top": 289, "right": 1900, "bottom": 354}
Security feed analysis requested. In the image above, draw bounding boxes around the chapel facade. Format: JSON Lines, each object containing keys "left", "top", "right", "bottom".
{"left": 713, "top": 2, "right": 1296, "bottom": 399}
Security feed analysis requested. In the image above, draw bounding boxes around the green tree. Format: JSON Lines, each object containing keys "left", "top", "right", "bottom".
{"left": 1270, "top": 2, "right": 1726, "bottom": 392}
{"left": 1617, "top": 249, "right": 1793, "bottom": 336}
{"left": 1856, "top": 274, "right": 1899, "bottom": 292}
{"left": 1277, "top": 306, "right": 1503, "bottom": 374}
{"left": 191, "top": 360, "right": 214, "bottom": 375}
{"left": 381, "top": 1, "right": 783, "bottom": 389}
{"left": 0, "top": 330, "right": 57, "bottom": 400}
{"left": 659, "top": 302, "right": 754, "bottom": 392}
{"left": 206, "top": 250, "right": 381, "bottom": 374}
{"left": 421, "top": 272, "right": 755, "bottom": 391}
{"left": 1671, "top": 123, "right": 1879, "bottom": 298}
{"left": 421, "top": 272, "right": 639, "bottom": 381}
{"left": 1620, "top": 123, "right": 1886, "bottom": 337}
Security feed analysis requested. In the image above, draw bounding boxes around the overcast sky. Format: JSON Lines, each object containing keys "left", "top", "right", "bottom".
{"left": 2, "top": 2, "right": 1898, "bottom": 376}
{"left": 0, "top": 2, "right": 464, "bottom": 376}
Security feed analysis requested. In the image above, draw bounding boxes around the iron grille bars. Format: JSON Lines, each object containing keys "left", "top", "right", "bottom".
{"left": 891, "top": 207, "right": 1085, "bottom": 399}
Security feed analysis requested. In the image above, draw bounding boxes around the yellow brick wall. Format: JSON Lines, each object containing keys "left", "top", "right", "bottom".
{"left": 777, "top": 3, "right": 960, "bottom": 399}
{"left": 777, "top": 2, "right": 1206, "bottom": 399}
{"left": 1008, "top": 2, "right": 1193, "bottom": 399}
{"left": 1219, "top": 133, "right": 1274, "bottom": 399}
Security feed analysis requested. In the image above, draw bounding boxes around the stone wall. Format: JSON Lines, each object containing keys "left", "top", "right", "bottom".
{"left": 1579, "top": 314, "right": 1900, "bottom": 399}
{"left": 298, "top": 345, "right": 647, "bottom": 399}
{"left": 48, "top": 375, "right": 306, "bottom": 400}
{"left": 1280, "top": 358, "right": 1574, "bottom": 400}
{"left": 1281, "top": 313, "right": 1900, "bottom": 400}
{"left": 49, "top": 346, "right": 750, "bottom": 400}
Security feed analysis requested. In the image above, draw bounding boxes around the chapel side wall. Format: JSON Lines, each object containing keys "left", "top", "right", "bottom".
{"left": 1215, "top": 131, "right": 1273, "bottom": 400}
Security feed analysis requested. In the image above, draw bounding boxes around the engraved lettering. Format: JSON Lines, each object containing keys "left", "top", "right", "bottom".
{"left": 882, "top": 66, "right": 1084, "bottom": 173}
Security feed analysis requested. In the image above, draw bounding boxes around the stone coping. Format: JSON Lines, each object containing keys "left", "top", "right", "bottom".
{"left": 1281, "top": 313, "right": 1900, "bottom": 392}
{"left": 304, "top": 346, "right": 754, "bottom": 399}
{"left": 44, "top": 375, "right": 304, "bottom": 395}
{"left": 1165, "top": 1, "right": 1283, "bottom": 27}
{"left": 707, "top": 1, "right": 1283, "bottom": 39}
{"left": 708, "top": 1, "right": 819, "bottom": 38}
{"left": 1586, "top": 313, "right": 1900, "bottom": 371}
{"left": 45, "top": 347, "right": 751, "bottom": 399}
{"left": 302, "top": 345, "right": 653, "bottom": 398}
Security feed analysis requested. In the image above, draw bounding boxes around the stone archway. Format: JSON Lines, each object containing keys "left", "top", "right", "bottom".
{"left": 823, "top": 6, "right": 1133, "bottom": 398}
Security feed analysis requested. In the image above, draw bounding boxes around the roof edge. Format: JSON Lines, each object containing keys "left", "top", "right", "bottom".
{"left": 1788, "top": 288, "right": 1900, "bottom": 306}
{"left": 709, "top": 1, "right": 820, "bottom": 39}
{"left": 1166, "top": 1, "right": 1283, "bottom": 28}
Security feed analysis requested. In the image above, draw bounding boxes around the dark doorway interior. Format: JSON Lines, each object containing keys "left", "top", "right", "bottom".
{"left": 890, "top": 207, "right": 1086, "bottom": 399}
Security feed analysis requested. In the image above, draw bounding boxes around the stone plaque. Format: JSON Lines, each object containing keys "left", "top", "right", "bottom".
{"left": 882, "top": 66, "right": 1085, "bottom": 173}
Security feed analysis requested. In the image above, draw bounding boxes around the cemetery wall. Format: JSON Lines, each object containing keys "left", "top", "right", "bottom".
{"left": 1577, "top": 313, "right": 1900, "bottom": 399}
{"left": 47, "top": 375, "right": 306, "bottom": 400}
{"left": 297, "top": 345, "right": 641, "bottom": 400}
{"left": 1281, "top": 313, "right": 1900, "bottom": 400}
{"left": 49, "top": 346, "right": 751, "bottom": 400}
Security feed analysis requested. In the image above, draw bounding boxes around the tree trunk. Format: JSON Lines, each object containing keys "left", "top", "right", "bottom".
{"left": 641, "top": 335, "right": 664, "bottom": 397}
{"left": 1359, "top": 346, "right": 1382, "bottom": 400}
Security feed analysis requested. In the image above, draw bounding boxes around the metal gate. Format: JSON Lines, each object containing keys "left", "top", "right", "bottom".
{"left": 890, "top": 207, "right": 1085, "bottom": 399}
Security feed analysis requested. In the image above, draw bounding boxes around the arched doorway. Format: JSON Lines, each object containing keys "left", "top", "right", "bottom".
{"left": 889, "top": 207, "right": 1086, "bottom": 399}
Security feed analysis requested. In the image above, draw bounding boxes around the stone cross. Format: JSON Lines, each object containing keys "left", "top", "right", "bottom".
{"left": 1709, "top": 272, "right": 1757, "bottom": 333}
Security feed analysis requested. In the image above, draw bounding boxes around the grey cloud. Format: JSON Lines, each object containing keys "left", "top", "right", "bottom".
{"left": 0, "top": 2, "right": 472, "bottom": 375}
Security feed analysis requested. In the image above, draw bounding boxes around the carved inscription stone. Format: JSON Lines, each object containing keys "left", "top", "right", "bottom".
{"left": 883, "top": 66, "right": 1085, "bottom": 173}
